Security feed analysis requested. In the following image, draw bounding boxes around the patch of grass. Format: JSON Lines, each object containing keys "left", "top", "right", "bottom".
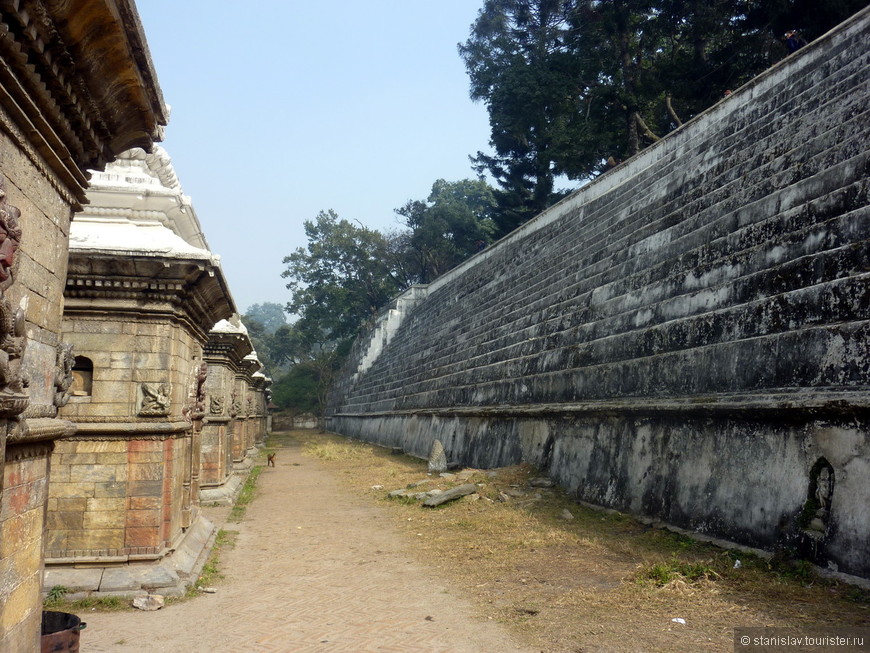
{"left": 178, "top": 528, "right": 239, "bottom": 601}
{"left": 767, "top": 549, "right": 817, "bottom": 584}
{"left": 214, "top": 527, "right": 238, "bottom": 549}
{"left": 845, "top": 586, "right": 870, "bottom": 604}
{"left": 43, "top": 585, "right": 69, "bottom": 608}
{"left": 639, "top": 558, "right": 720, "bottom": 587}
{"left": 304, "top": 440, "right": 371, "bottom": 461}
{"left": 62, "top": 596, "right": 126, "bottom": 612}
{"left": 229, "top": 465, "right": 263, "bottom": 522}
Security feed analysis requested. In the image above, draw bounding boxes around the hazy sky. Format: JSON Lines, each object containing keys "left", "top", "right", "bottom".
{"left": 135, "top": 1, "right": 494, "bottom": 316}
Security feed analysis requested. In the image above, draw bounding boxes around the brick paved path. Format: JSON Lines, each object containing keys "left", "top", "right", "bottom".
{"left": 80, "top": 434, "right": 532, "bottom": 652}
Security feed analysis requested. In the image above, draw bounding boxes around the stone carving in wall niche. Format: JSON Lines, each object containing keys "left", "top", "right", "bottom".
{"left": 230, "top": 391, "right": 242, "bottom": 418}
{"left": 139, "top": 382, "right": 171, "bottom": 416}
{"left": 0, "top": 179, "right": 29, "bottom": 421}
{"left": 210, "top": 395, "right": 225, "bottom": 415}
{"left": 54, "top": 342, "right": 75, "bottom": 409}
{"left": 183, "top": 363, "right": 208, "bottom": 423}
{"left": 801, "top": 458, "right": 835, "bottom": 541}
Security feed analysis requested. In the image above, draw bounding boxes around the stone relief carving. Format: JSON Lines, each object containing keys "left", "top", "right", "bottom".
{"left": 230, "top": 391, "right": 242, "bottom": 418}
{"left": 0, "top": 179, "right": 29, "bottom": 420}
{"left": 210, "top": 395, "right": 225, "bottom": 415}
{"left": 183, "top": 362, "right": 208, "bottom": 423}
{"left": 802, "top": 458, "right": 835, "bottom": 541}
{"left": 54, "top": 342, "right": 75, "bottom": 408}
{"left": 139, "top": 382, "right": 170, "bottom": 416}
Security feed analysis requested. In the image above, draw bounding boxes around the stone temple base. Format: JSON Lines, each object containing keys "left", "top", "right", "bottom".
{"left": 43, "top": 514, "right": 217, "bottom": 600}
{"left": 233, "top": 456, "right": 254, "bottom": 472}
{"left": 200, "top": 473, "right": 244, "bottom": 506}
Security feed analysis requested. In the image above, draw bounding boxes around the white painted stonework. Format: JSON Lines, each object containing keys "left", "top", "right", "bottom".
{"left": 73, "top": 147, "right": 216, "bottom": 262}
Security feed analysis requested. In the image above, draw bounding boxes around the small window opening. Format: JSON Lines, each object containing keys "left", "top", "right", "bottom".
{"left": 71, "top": 356, "right": 93, "bottom": 396}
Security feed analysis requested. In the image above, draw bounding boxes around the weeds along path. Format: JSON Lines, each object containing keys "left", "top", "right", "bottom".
{"left": 79, "top": 431, "right": 533, "bottom": 652}
{"left": 269, "top": 432, "right": 870, "bottom": 652}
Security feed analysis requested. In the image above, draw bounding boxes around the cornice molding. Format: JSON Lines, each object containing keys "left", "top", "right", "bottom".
{"left": 0, "top": 0, "right": 167, "bottom": 204}
{"left": 204, "top": 331, "right": 254, "bottom": 366}
{"left": 64, "top": 253, "right": 234, "bottom": 337}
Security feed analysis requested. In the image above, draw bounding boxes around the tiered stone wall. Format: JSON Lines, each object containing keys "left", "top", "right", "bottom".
{"left": 328, "top": 9, "right": 870, "bottom": 580}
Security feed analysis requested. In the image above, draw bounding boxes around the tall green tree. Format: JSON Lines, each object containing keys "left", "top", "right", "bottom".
{"left": 396, "top": 178, "right": 497, "bottom": 283}
{"left": 460, "top": 0, "right": 582, "bottom": 234}
{"left": 243, "top": 302, "right": 288, "bottom": 335}
{"left": 282, "top": 210, "right": 407, "bottom": 343}
{"left": 269, "top": 334, "right": 350, "bottom": 416}
{"left": 462, "top": 0, "right": 869, "bottom": 231}
{"left": 239, "top": 303, "right": 291, "bottom": 376}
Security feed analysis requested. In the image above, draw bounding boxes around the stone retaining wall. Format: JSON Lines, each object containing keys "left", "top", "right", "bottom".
{"left": 327, "top": 9, "right": 870, "bottom": 580}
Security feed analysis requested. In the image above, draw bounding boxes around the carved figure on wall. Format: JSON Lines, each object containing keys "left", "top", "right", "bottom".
{"left": 230, "top": 391, "right": 242, "bottom": 418}
{"left": 183, "top": 362, "right": 208, "bottom": 423}
{"left": 139, "top": 382, "right": 170, "bottom": 416}
{"left": 54, "top": 342, "right": 75, "bottom": 408}
{"left": 210, "top": 395, "right": 225, "bottom": 415}
{"left": 802, "top": 458, "right": 835, "bottom": 540}
{"left": 0, "top": 182, "right": 22, "bottom": 290}
{"left": 0, "top": 303, "right": 27, "bottom": 398}
{"left": 0, "top": 180, "right": 28, "bottom": 419}
{"left": 247, "top": 396, "right": 254, "bottom": 415}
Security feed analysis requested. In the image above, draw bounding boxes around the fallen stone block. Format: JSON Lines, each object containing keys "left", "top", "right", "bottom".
{"left": 422, "top": 484, "right": 477, "bottom": 507}
{"left": 132, "top": 594, "right": 164, "bottom": 611}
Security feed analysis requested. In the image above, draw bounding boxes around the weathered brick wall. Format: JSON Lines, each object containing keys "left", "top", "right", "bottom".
{"left": 1, "top": 1, "right": 165, "bottom": 644}
{"left": 201, "top": 361, "right": 234, "bottom": 487}
{"left": 0, "top": 445, "right": 51, "bottom": 651}
{"left": 50, "top": 314, "right": 204, "bottom": 560}
{"left": 0, "top": 123, "right": 76, "bottom": 651}
{"left": 328, "top": 9, "right": 870, "bottom": 579}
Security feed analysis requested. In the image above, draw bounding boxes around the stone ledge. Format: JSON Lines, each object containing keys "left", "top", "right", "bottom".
{"left": 233, "top": 456, "right": 253, "bottom": 472}
{"left": 43, "top": 513, "right": 217, "bottom": 599}
{"left": 333, "top": 389, "right": 870, "bottom": 419}
{"left": 70, "top": 420, "right": 190, "bottom": 435}
{"left": 7, "top": 418, "right": 77, "bottom": 445}
{"left": 200, "top": 474, "right": 243, "bottom": 506}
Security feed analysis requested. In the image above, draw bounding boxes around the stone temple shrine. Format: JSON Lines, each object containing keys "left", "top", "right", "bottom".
{"left": 42, "top": 147, "right": 270, "bottom": 596}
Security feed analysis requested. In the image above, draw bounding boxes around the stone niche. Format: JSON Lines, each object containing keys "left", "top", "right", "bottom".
{"left": 45, "top": 148, "right": 234, "bottom": 596}
{"left": 0, "top": 1, "right": 166, "bottom": 649}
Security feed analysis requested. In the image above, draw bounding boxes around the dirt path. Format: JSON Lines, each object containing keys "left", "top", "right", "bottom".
{"left": 79, "top": 435, "right": 532, "bottom": 652}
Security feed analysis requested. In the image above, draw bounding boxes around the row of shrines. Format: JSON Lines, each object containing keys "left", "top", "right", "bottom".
{"left": 0, "top": 1, "right": 270, "bottom": 649}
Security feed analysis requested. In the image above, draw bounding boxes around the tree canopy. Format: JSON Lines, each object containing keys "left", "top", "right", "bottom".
{"left": 243, "top": 303, "right": 288, "bottom": 335}
{"left": 282, "top": 210, "right": 407, "bottom": 344}
{"left": 396, "top": 178, "right": 498, "bottom": 283}
{"left": 461, "top": 0, "right": 870, "bottom": 233}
